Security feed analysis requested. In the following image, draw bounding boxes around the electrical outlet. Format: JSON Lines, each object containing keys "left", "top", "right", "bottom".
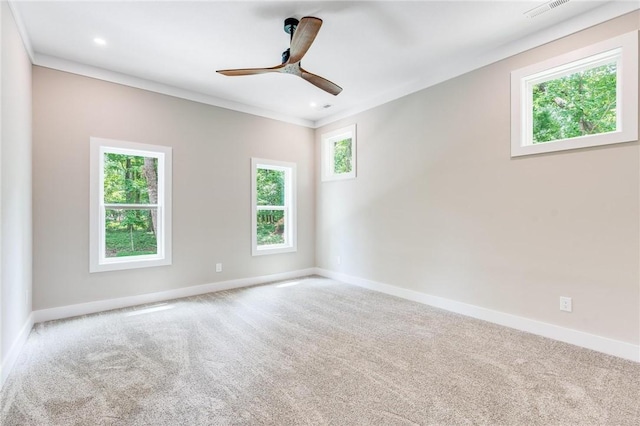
{"left": 559, "top": 296, "right": 572, "bottom": 312}
{"left": 215, "top": 263, "right": 222, "bottom": 273}
{"left": 337, "top": 256, "right": 341, "bottom": 265}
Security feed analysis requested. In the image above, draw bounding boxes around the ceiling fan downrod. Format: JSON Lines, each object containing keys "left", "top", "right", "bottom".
{"left": 281, "top": 17, "right": 299, "bottom": 64}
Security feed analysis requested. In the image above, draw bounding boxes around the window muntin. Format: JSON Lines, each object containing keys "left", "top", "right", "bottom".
{"left": 321, "top": 124, "right": 357, "bottom": 181}
{"left": 511, "top": 31, "right": 637, "bottom": 157}
{"left": 90, "top": 138, "right": 172, "bottom": 272}
{"left": 251, "top": 158, "right": 296, "bottom": 256}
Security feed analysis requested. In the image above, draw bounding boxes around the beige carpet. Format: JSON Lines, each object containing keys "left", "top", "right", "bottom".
{"left": 1, "top": 277, "right": 639, "bottom": 425}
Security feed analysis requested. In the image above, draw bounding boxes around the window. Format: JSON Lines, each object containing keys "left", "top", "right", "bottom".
{"left": 90, "top": 137, "right": 172, "bottom": 272}
{"left": 511, "top": 31, "right": 638, "bottom": 157}
{"left": 321, "top": 124, "right": 357, "bottom": 181}
{"left": 251, "top": 158, "right": 296, "bottom": 256}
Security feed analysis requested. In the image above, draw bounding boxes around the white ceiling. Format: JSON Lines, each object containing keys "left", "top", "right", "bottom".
{"left": 10, "top": 1, "right": 640, "bottom": 127}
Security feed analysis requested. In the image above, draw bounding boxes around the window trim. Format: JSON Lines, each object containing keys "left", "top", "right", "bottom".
{"left": 510, "top": 31, "right": 638, "bottom": 157}
{"left": 321, "top": 124, "right": 357, "bottom": 181}
{"left": 251, "top": 157, "right": 297, "bottom": 256}
{"left": 90, "top": 137, "right": 172, "bottom": 272}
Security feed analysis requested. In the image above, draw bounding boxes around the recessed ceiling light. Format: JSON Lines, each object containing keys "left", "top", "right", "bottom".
{"left": 93, "top": 37, "right": 107, "bottom": 46}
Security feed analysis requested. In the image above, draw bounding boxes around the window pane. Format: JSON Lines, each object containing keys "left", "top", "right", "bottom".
{"left": 104, "top": 153, "right": 158, "bottom": 204}
{"left": 105, "top": 209, "right": 157, "bottom": 257}
{"left": 256, "top": 168, "right": 285, "bottom": 206}
{"left": 333, "top": 138, "right": 352, "bottom": 174}
{"left": 532, "top": 62, "right": 617, "bottom": 144}
{"left": 256, "top": 209, "right": 285, "bottom": 246}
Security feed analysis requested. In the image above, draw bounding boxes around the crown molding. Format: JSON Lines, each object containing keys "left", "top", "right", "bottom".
{"left": 314, "top": 1, "right": 640, "bottom": 128}
{"left": 34, "top": 54, "right": 315, "bottom": 128}
{"left": 9, "top": 1, "right": 313, "bottom": 127}
{"left": 7, "top": 0, "right": 34, "bottom": 62}
{"left": 8, "top": 0, "right": 638, "bottom": 129}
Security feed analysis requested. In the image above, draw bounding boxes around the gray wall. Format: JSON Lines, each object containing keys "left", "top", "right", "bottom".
{"left": 1, "top": 1, "right": 33, "bottom": 373}
{"left": 316, "top": 12, "right": 640, "bottom": 344}
{"left": 32, "top": 67, "right": 315, "bottom": 310}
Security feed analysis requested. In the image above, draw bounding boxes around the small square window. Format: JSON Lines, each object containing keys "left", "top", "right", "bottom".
{"left": 321, "top": 124, "right": 357, "bottom": 181}
{"left": 511, "top": 31, "right": 638, "bottom": 157}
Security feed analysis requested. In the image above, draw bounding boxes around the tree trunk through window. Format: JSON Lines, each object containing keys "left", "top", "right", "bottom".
{"left": 143, "top": 158, "right": 158, "bottom": 234}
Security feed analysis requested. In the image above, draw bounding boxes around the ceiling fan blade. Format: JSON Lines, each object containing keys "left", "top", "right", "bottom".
{"left": 288, "top": 17, "right": 322, "bottom": 63}
{"left": 217, "top": 64, "right": 284, "bottom": 76}
{"left": 300, "top": 68, "right": 342, "bottom": 96}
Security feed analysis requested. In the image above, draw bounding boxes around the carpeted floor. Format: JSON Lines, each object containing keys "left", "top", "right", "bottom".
{"left": 1, "top": 277, "right": 639, "bottom": 425}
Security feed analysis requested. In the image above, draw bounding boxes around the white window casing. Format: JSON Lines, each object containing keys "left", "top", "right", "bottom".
{"left": 321, "top": 124, "right": 357, "bottom": 181}
{"left": 511, "top": 31, "right": 638, "bottom": 157}
{"left": 251, "top": 157, "right": 297, "bottom": 256}
{"left": 90, "top": 137, "right": 172, "bottom": 272}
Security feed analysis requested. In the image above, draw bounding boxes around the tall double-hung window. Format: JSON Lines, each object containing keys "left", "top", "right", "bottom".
{"left": 90, "top": 137, "right": 172, "bottom": 272}
{"left": 251, "top": 158, "right": 297, "bottom": 256}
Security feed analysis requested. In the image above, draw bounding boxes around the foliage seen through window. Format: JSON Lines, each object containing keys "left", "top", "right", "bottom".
{"left": 256, "top": 168, "right": 285, "bottom": 246}
{"left": 532, "top": 62, "right": 617, "bottom": 144}
{"left": 333, "top": 138, "right": 352, "bottom": 174}
{"left": 104, "top": 153, "right": 158, "bottom": 257}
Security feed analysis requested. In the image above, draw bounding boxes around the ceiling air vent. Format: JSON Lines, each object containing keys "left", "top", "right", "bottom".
{"left": 524, "top": 0, "right": 571, "bottom": 19}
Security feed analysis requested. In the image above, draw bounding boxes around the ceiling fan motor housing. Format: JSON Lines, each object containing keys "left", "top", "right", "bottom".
{"left": 284, "top": 17, "right": 299, "bottom": 36}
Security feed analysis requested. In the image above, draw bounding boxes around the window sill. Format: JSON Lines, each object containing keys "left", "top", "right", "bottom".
{"left": 252, "top": 245, "right": 297, "bottom": 257}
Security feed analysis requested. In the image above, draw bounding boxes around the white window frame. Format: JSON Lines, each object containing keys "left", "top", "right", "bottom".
{"left": 251, "top": 158, "right": 297, "bottom": 256}
{"left": 511, "top": 31, "right": 638, "bottom": 157}
{"left": 90, "top": 137, "right": 172, "bottom": 272}
{"left": 321, "top": 124, "right": 357, "bottom": 181}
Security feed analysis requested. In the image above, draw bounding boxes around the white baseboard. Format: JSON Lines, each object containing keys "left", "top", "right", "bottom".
{"left": 1, "top": 313, "right": 35, "bottom": 388}
{"left": 33, "top": 268, "right": 316, "bottom": 324}
{"left": 19, "top": 265, "right": 640, "bottom": 382}
{"left": 315, "top": 268, "right": 640, "bottom": 363}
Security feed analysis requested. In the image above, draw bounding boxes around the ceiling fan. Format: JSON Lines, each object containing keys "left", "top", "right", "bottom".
{"left": 216, "top": 17, "right": 342, "bottom": 96}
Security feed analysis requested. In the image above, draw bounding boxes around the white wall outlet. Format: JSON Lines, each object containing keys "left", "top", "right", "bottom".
{"left": 559, "top": 296, "right": 572, "bottom": 312}
{"left": 215, "top": 263, "right": 222, "bottom": 273}
{"left": 337, "top": 256, "right": 341, "bottom": 265}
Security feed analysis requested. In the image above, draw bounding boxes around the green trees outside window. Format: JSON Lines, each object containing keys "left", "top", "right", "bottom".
{"left": 321, "top": 124, "right": 356, "bottom": 181}
{"left": 256, "top": 168, "right": 286, "bottom": 246}
{"left": 511, "top": 33, "right": 636, "bottom": 158}
{"left": 104, "top": 153, "right": 158, "bottom": 257}
{"left": 532, "top": 62, "right": 617, "bottom": 144}
{"left": 333, "top": 138, "right": 352, "bottom": 174}
{"left": 251, "top": 158, "right": 296, "bottom": 256}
